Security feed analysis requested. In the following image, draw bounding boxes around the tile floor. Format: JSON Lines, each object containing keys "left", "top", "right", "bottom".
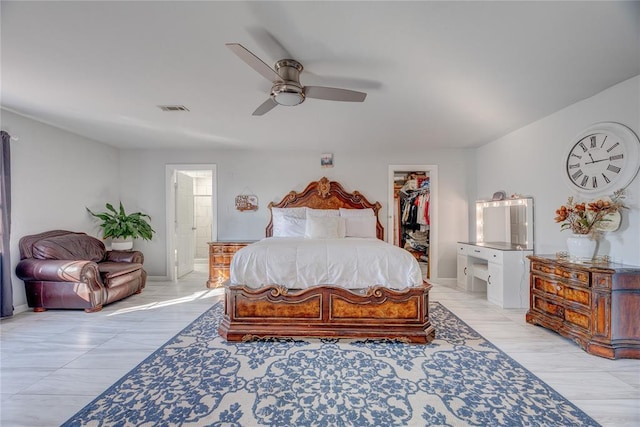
{"left": 1, "top": 265, "right": 639, "bottom": 426}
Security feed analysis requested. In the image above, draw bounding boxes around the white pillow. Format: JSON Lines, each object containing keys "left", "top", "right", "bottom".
{"left": 306, "top": 208, "right": 339, "bottom": 217}
{"left": 272, "top": 207, "right": 307, "bottom": 219}
{"left": 339, "top": 208, "right": 375, "bottom": 217}
{"left": 345, "top": 216, "right": 377, "bottom": 238}
{"left": 273, "top": 215, "right": 306, "bottom": 237}
{"left": 305, "top": 216, "right": 343, "bottom": 239}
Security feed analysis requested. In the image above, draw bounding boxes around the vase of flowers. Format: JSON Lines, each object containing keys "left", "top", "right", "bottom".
{"left": 554, "top": 189, "right": 625, "bottom": 261}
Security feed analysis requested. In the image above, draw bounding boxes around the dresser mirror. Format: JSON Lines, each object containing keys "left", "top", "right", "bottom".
{"left": 475, "top": 197, "right": 534, "bottom": 250}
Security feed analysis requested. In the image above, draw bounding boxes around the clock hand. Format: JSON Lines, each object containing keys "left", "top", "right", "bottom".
{"left": 585, "top": 158, "right": 609, "bottom": 165}
{"left": 588, "top": 153, "right": 596, "bottom": 162}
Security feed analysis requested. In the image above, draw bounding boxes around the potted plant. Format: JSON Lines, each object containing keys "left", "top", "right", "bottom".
{"left": 87, "top": 202, "right": 155, "bottom": 250}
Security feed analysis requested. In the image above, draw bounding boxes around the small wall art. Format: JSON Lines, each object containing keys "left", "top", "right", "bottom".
{"left": 321, "top": 153, "right": 334, "bottom": 168}
{"left": 235, "top": 194, "right": 258, "bottom": 211}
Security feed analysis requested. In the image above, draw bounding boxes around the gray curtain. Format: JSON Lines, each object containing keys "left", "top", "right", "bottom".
{"left": 1, "top": 130, "right": 13, "bottom": 317}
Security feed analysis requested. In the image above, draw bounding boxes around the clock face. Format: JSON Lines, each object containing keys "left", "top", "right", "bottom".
{"left": 563, "top": 122, "right": 640, "bottom": 196}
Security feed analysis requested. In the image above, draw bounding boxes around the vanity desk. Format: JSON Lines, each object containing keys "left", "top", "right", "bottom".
{"left": 457, "top": 242, "right": 533, "bottom": 308}
{"left": 458, "top": 196, "right": 535, "bottom": 308}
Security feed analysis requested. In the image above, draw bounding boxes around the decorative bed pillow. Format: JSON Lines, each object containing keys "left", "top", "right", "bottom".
{"left": 272, "top": 207, "right": 307, "bottom": 219}
{"left": 339, "top": 207, "right": 375, "bottom": 217}
{"left": 345, "top": 215, "right": 377, "bottom": 238}
{"left": 273, "top": 215, "right": 306, "bottom": 237}
{"left": 306, "top": 208, "right": 339, "bottom": 217}
{"left": 304, "top": 216, "right": 344, "bottom": 239}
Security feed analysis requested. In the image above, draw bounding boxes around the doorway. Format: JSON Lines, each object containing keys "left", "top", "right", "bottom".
{"left": 388, "top": 165, "right": 438, "bottom": 280}
{"left": 166, "top": 164, "right": 217, "bottom": 281}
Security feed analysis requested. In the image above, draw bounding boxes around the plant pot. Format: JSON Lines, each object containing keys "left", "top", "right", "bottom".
{"left": 566, "top": 234, "right": 597, "bottom": 261}
{"left": 111, "top": 237, "right": 133, "bottom": 251}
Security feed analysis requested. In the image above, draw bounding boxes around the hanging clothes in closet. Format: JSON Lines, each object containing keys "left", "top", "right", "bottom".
{"left": 398, "top": 176, "right": 430, "bottom": 260}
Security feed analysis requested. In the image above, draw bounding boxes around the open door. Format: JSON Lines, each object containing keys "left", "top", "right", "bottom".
{"left": 388, "top": 165, "right": 438, "bottom": 280}
{"left": 175, "top": 172, "right": 195, "bottom": 278}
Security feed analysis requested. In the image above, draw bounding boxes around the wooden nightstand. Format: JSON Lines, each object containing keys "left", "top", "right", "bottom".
{"left": 207, "top": 241, "right": 256, "bottom": 288}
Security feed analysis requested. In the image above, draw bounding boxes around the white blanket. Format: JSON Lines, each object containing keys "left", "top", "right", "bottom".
{"left": 230, "top": 237, "right": 424, "bottom": 290}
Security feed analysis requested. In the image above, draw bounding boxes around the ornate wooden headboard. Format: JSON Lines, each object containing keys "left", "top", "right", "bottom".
{"left": 266, "top": 177, "right": 384, "bottom": 240}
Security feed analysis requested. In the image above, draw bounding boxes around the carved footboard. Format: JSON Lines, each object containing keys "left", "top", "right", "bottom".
{"left": 218, "top": 283, "right": 435, "bottom": 344}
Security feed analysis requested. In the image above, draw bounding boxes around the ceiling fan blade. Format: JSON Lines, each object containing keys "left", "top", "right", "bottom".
{"left": 225, "top": 43, "right": 282, "bottom": 83}
{"left": 304, "top": 86, "right": 367, "bottom": 102}
{"left": 252, "top": 98, "right": 278, "bottom": 116}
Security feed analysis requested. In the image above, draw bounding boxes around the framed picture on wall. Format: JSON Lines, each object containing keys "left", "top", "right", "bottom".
{"left": 321, "top": 153, "right": 334, "bottom": 168}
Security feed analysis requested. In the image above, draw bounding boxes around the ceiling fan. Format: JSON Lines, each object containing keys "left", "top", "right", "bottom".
{"left": 226, "top": 43, "right": 367, "bottom": 116}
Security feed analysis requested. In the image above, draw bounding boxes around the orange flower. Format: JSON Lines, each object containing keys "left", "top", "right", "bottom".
{"left": 555, "top": 190, "right": 625, "bottom": 235}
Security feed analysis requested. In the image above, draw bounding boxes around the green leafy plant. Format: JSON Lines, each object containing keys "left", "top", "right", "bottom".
{"left": 87, "top": 202, "right": 155, "bottom": 241}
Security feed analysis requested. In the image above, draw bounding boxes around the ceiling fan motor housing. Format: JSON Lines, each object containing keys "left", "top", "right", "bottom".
{"left": 271, "top": 59, "right": 305, "bottom": 106}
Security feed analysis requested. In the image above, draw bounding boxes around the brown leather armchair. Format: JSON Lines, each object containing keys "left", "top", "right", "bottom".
{"left": 16, "top": 230, "right": 147, "bottom": 312}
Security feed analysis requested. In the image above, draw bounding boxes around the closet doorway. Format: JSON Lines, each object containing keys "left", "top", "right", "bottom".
{"left": 388, "top": 165, "right": 438, "bottom": 280}
{"left": 165, "top": 164, "right": 217, "bottom": 281}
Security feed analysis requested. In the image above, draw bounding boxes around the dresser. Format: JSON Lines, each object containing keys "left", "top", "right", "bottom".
{"left": 207, "top": 241, "right": 256, "bottom": 288}
{"left": 526, "top": 255, "right": 640, "bottom": 359}
{"left": 457, "top": 242, "right": 532, "bottom": 308}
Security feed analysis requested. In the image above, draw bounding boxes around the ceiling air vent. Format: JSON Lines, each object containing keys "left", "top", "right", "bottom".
{"left": 157, "top": 105, "right": 190, "bottom": 112}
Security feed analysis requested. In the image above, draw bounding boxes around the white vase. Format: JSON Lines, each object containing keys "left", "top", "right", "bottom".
{"left": 566, "top": 234, "right": 597, "bottom": 261}
{"left": 111, "top": 237, "right": 133, "bottom": 251}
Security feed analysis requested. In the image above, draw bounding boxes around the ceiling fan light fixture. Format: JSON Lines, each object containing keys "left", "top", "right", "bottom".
{"left": 271, "top": 84, "right": 305, "bottom": 106}
{"left": 226, "top": 43, "right": 368, "bottom": 115}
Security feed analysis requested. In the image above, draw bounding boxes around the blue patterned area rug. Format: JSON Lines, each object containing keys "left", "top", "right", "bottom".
{"left": 63, "top": 302, "right": 599, "bottom": 427}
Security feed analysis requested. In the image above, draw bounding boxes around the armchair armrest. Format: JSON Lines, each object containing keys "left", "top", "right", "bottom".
{"left": 16, "top": 259, "right": 102, "bottom": 284}
{"left": 106, "top": 250, "right": 144, "bottom": 264}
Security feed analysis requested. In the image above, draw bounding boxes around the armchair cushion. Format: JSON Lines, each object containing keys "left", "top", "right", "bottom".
{"left": 98, "top": 262, "right": 143, "bottom": 280}
{"left": 32, "top": 234, "right": 105, "bottom": 262}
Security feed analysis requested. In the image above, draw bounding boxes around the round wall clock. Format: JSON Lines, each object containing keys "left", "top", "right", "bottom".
{"left": 562, "top": 122, "right": 640, "bottom": 197}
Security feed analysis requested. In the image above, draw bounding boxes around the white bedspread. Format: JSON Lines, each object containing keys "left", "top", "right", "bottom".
{"left": 230, "top": 237, "right": 424, "bottom": 290}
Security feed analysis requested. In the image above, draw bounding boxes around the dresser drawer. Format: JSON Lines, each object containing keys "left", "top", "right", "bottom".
{"left": 532, "top": 275, "right": 591, "bottom": 307}
{"left": 532, "top": 275, "right": 562, "bottom": 297}
{"left": 531, "top": 261, "right": 590, "bottom": 286}
{"left": 563, "top": 284, "right": 591, "bottom": 307}
{"left": 564, "top": 306, "right": 590, "bottom": 331}
{"left": 531, "top": 294, "right": 563, "bottom": 318}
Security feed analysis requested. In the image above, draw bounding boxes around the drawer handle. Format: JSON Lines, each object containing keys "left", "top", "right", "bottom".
{"left": 474, "top": 249, "right": 481, "bottom": 253}
{"left": 488, "top": 275, "right": 492, "bottom": 285}
{"left": 556, "top": 285, "right": 562, "bottom": 292}
{"left": 464, "top": 267, "right": 467, "bottom": 276}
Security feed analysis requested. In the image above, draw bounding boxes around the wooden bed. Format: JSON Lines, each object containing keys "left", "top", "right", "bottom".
{"left": 218, "top": 177, "right": 435, "bottom": 344}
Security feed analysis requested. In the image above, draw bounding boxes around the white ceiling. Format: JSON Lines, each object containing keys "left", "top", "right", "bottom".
{"left": 1, "top": 1, "right": 639, "bottom": 152}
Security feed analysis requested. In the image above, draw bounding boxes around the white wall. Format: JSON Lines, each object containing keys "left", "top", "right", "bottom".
{"left": 119, "top": 148, "right": 473, "bottom": 279}
{"left": 476, "top": 75, "right": 640, "bottom": 265}
{"left": 1, "top": 109, "right": 120, "bottom": 311}
{"left": 4, "top": 75, "right": 638, "bottom": 314}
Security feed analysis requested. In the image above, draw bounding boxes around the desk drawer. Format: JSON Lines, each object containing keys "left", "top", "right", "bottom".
{"left": 466, "top": 246, "right": 503, "bottom": 263}
{"left": 468, "top": 246, "right": 489, "bottom": 259}
{"left": 485, "top": 248, "right": 503, "bottom": 264}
